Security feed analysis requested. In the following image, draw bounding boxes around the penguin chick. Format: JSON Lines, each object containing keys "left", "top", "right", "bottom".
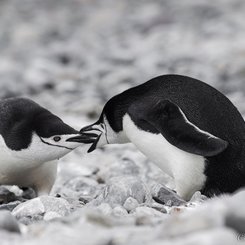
{"left": 0, "top": 97, "right": 94, "bottom": 196}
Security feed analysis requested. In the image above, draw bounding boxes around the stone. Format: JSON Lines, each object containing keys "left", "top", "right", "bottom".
{"left": 134, "top": 207, "right": 166, "bottom": 218}
{"left": 0, "top": 201, "right": 22, "bottom": 212}
{"left": 0, "top": 187, "right": 17, "bottom": 204}
{"left": 81, "top": 207, "right": 135, "bottom": 227}
{"left": 189, "top": 191, "right": 208, "bottom": 204}
{"left": 90, "top": 176, "right": 148, "bottom": 208}
{"left": 112, "top": 206, "right": 128, "bottom": 216}
{"left": 40, "top": 196, "right": 71, "bottom": 217}
{"left": 21, "top": 187, "right": 36, "bottom": 200}
{"left": 12, "top": 198, "right": 45, "bottom": 219}
{"left": 123, "top": 197, "right": 139, "bottom": 212}
{"left": 152, "top": 185, "right": 186, "bottom": 206}
{"left": 0, "top": 211, "right": 20, "bottom": 233}
{"left": 224, "top": 190, "right": 245, "bottom": 235}
{"left": 44, "top": 212, "right": 62, "bottom": 221}
{"left": 225, "top": 214, "right": 245, "bottom": 235}
{"left": 64, "top": 177, "right": 99, "bottom": 196}
{"left": 148, "top": 202, "right": 167, "bottom": 214}
{"left": 134, "top": 206, "right": 166, "bottom": 226}
{"left": 12, "top": 196, "right": 71, "bottom": 224}
{"left": 97, "top": 158, "right": 140, "bottom": 181}
{"left": 97, "top": 203, "right": 113, "bottom": 215}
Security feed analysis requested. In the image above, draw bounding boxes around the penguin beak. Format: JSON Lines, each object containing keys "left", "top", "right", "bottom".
{"left": 80, "top": 123, "right": 104, "bottom": 153}
{"left": 87, "top": 134, "right": 101, "bottom": 153}
{"left": 80, "top": 124, "right": 103, "bottom": 134}
{"left": 66, "top": 133, "right": 98, "bottom": 144}
{"left": 80, "top": 125, "right": 94, "bottom": 132}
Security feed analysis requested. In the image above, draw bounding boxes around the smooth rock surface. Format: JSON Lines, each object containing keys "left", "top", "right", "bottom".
{"left": 12, "top": 196, "right": 71, "bottom": 225}
{"left": 123, "top": 197, "right": 139, "bottom": 212}
{"left": 152, "top": 185, "right": 186, "bottom": 206}
{"left": 0, "top": 211, "right": 20, "bottom": 233}
{"left": 89, "top": 176, "right": 149, "bottom": 208}
{"left": 0, "top": 187, "right": 17, "bottom": 204}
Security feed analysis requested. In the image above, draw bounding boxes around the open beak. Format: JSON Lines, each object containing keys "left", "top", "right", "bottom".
{"left": 79, "top": 123, "right": 104, "bottom": 153}
{"left": 66, "top": 133, "right": 98, "bottom": 144}
{"left": 87, "top": 134, "right": 101, "bottom": 153}
{"left": 80, "top": 124, "right": 103, "bottom": 133}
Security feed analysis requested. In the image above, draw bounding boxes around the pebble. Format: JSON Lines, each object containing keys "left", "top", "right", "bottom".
{"left": 123, "top": 197, "right": 139, "bottom": 212}
{"left": 152, "top": 185, "right": 186, "bottom": 206}
{"left": 97, "top": 203, "right": 113, "bottom": 215}
{"left": 148, "top": 202, "right": 167, "bottom": 214}
{"left": 12, "top": 198, "right": 45, "bottom": 219}
{"left": 0, "top": 211, "right": 20, "bottom": 233}
{"left": 112, "top": 206, "right": 128, "bottom": 216}
{"left": 44, "top": 212, "right": 62, "bottom": 221}
{"left": 134, "top": 206, "right": 166, "bottom": 226}
{"left": 0, "top": 187, "right": 17, "bottom": 204}
{"left": 134, "top": 207, "right": 166, "bottom": 218}
{"left": 12, "top": 196, "right": 71, "bottom": 224}
{"left": 0, "top": 201, "right": 22, "bottom": 212}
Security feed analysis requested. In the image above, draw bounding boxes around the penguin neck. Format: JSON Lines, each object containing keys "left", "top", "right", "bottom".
{"left": 103, "top": 89, "right": 145, "bottom": 133}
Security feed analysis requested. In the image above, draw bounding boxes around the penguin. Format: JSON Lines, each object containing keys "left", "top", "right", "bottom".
{"left": 0, "top": 97, "right": 95, "bottom": 196}
{"left": 70, "top": 74, "right": 245, "bottom": 200}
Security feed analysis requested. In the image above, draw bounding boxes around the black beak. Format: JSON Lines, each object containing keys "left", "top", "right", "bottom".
{"left": 66, "top": 133, "right": 98, "bottom": 144}
{"left": 87, "top": 134, "right": 101, "bottom": 153}
{"left": 80, "top": 124, "right": 102, "bottom": 133}
{"left": 79, "top": 123, "right": 103, "bottom": 153}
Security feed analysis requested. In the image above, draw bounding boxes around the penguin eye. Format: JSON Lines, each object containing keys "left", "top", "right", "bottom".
{"left": 53, "top": 136, "right": 61, "bottom": 142}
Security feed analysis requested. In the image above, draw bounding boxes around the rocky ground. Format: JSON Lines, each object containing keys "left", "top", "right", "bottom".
{"left": 0, "top": 0, "right": 245, "bottom": 244}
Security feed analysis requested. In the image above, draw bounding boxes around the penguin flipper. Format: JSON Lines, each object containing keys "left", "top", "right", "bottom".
{"left": 144, "top": 100, "right": 228, "bottom": 157}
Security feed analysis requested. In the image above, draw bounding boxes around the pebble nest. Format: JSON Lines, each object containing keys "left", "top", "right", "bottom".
{"left": 0, "top": 0, "right": 245, "bottom": 244}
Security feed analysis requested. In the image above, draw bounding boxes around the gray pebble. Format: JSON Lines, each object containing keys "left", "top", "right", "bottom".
{"left": 90, "top": 176, "right": 147, "bottom": 208}
{"left": 12, "top": 196, "right": 71, "bottom": 224}
{"left": 0, "top": 187, "right": 16, "bottom": 204}
{"left": 152, "top": 185, "right": 186, "bottom": 206}
{"left": 97, "top": 158, "right": 140, "bottom": 181}
{"left": 0, "top": 201, "right": 22, "bottom": 212}
{"left": 134, "top": 207, "right": 166, "bottom": 218}
{"left": 0, "top": 211, "right": 20, "bottom": 233}
{"left": 225, "top": 214, "right": 245, "bottom": 235}
{"left": 148, "top": 203, "right": 167, "bottom": 214}
{"left": 12, "top": 197, "right": 45, "bottom": 219}
{"left": 123, "top": 197, "right": 139, "bottom": 212}
{"left": 44, "top": 212, "right": 62, "bottom": 221}
{"left": 113, "top": 206, "right": 128, "bottom": 216}
{"left": 97, "top": 203, "right": 113, "bottom": 215}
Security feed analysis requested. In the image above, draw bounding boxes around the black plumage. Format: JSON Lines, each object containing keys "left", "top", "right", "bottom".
{"left": 94, "top": 75, "right": 245, "bottom": 197}
{"left": 0, "top": 98, "right": 77, "bottom": 151}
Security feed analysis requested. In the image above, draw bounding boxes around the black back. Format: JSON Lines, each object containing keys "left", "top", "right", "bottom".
{"left": 101, "top": 74, "right": 245, "bottom": 197}
{"left": 103, "top": 75, "right": 245, "bottom": 139}
{"left": 0, "top": 98, "right": 77, "bottom": 150}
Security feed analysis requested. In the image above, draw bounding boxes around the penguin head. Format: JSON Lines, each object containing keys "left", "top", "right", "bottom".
{"left": 67, "top": 96, "right": 130, "bottom": 153}
{"left": 1, "top": 98, "right": 94, "bottom": 162}
{"left": 69, "top": 114, "right": 123, "bottom": 153}
{"left": 77, "top": 115, "right": 117, "bottom": 153}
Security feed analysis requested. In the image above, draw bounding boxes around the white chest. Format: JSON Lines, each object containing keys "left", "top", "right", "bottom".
{"left": 0, "top": 135, "right": 42, "bottom": 185}
{"left": 122, "top": 114, "right": 207, "bottom": 199}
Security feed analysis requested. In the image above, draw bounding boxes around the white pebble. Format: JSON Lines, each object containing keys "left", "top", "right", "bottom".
{"left": 123, "top": 197, "right": 139, "bottom": 212}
